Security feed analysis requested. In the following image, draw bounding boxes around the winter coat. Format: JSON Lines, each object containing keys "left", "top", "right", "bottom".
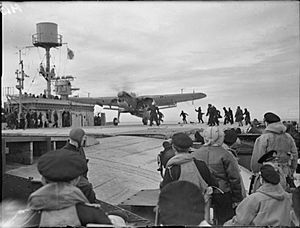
{"left": 234, "top": 108, "right": 243, "bottom": 122}
{"left": 160, "top": 153, "right": 218, "bottom": 190}
{"left": 192, "top": 145, "right": 243, "bottom": 203}
{"left": 62, "top": 142, "right": 87, "bottom": 161}
{"left": 12, "top": 182, "right": 111, "bottom": 227}
{"left": 250, "top": 162, "right": 288, "bottom": 193}
{"left": 250, "top": 122, "right": 298, "bottom": 174}
{"left": 244, "top": 110, "right": 250, "bottom": 122}
{"left": 222, "top": 143, "right": 247, "bottom": 198}
{"left": 60, "top": 142, "right": 95, "bottom": 202}
{"left": 224, "top": 183, "right": 292, "bottom": 226}
{"left": 159, "top": 147, "right": 176, "bottom": 168}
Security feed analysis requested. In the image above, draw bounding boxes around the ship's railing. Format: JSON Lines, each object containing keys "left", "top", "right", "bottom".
{"left": 32, "top": 33, "right": 63, "bottom": 47}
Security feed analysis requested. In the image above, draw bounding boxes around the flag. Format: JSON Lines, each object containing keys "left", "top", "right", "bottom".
{"left": 67, "top": 48, "right": 74, "bottom": 60}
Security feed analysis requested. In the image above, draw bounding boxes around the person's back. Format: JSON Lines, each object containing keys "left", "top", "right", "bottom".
{"left": 27, "top": 182, "right": 110, "bottom": 227}
{"left": 193, "top": 145, "right": 241, "bottom": 194}
{"left": 253, "top": 184, "right": 292, "bottom": 225}
{"left": 63, "top": 140, "right": 87, "bottom": 160}
{"left": 222, "top": 129, "right": 247, "bottom": 198}
{"left": 225, "top": 183, "right": 292, "bottom": 226}
{"left": 257, "top": 125, "right": 296, "bottom": 164}
{"left": 192, "top": 126, "right": 243, "bottom": 225}
{"left": 223, "top": 107, "right": 229, "bottom": 124}
{"left": 160, "top": 133, "right": 217, "bottom": 190}
{"left": 60, "top": 128, "right": 96, "bottom": 202}
{"left": 9, "top": 150, "right": 112, "bottom": 227}
{"left": 235, "top": 107, "right": 243, "bottom": 126}
{"left": 251, "top": 112, "right": 298, "bottom": 188}
{"left": 244, "top": 108, "right": 251, "bottom": 125}
{"left": 163, "top": 154, "right": 209, "bottom": 192}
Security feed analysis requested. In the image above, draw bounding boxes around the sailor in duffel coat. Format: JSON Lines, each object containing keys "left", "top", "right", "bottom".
{"left": 9, "top": 149, "right": 112, "bottom": 227}
{"left": 225, "top": 164, "right": 292, "bottom": 226}
{"left": 192, "top": 126, "right": 244, "bottom": 225}
{"left": 251, "top": 112, "right": 298, "bottom": 190}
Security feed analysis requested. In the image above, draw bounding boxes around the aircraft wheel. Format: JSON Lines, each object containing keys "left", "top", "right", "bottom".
{"left": 113, "top": 117, "right": 119, "bottom": 126}
{"left": 142, "top": 118, "right": 148, "bottom": 125}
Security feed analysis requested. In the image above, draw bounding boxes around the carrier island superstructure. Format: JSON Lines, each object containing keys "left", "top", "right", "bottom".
{"left": 4, "top": 22, "right": 99, "bottom": 128}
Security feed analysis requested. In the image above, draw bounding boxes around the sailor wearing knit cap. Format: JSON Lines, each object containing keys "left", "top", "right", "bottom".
{"left": 67, "top": 128, "right": 87, "bottom": 160}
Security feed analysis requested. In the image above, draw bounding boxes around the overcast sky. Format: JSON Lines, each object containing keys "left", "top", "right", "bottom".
{"left": 2, "top": 1, "right": 299, "bottom": 123}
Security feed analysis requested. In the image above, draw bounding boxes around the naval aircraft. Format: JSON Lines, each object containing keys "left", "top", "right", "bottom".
{"left": 69, "top": 91, "right": 206, "bottom": 125}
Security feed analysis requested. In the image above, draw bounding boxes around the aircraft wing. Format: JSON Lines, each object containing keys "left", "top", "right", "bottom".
{"left": 69, "top": 91, "right": 206, "bottom": 111}
{"left": 69, "top": 96, "right": 118, "bottom": 107}
{"left": 139, "top": 92, "right": 206, "bottom": 107}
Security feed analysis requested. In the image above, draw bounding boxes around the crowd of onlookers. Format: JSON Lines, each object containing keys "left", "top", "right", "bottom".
{"left": 3, "top": 111, "right": 300, "bottom": 226}
{"left": 157, "top": 111, "right": 300, "bottom": 226}
{"left": 22, "top": 92, "right": 61, "bottom": 100}
{"left": 2, "top": 108, "right": 71, "bottom": 129}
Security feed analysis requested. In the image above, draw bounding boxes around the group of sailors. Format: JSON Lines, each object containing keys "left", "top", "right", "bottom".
{"left": 3, "top": 109, "right": 71, "bottom": 130}
{"left": 157, "top": 111, "right": 299, "bottom": 226}
{"left": 5, "top": 128, "right": 120, "bottom": 227}
{"left": 22, "top": 92, "right": 61, "bottom": 100}
{"left": 3, "top": 111, "right": 300, "bottom": 227}
{"left": 180, "top": 104, "right": 252, "bottom": 127}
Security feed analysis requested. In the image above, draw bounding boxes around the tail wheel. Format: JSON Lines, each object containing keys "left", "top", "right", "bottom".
{"left": 113, "top": 117, "right": 119, "bottom": 126}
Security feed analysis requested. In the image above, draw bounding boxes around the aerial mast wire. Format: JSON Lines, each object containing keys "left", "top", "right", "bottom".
{"left": 15, "top": 46, "right": 35, "bottom": 123}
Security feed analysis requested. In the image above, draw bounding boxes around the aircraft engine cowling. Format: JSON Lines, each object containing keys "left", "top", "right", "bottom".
{"left": 117, "top": 91, "right": 137, "bottom": 109}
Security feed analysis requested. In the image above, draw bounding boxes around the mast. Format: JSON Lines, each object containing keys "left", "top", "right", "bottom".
{"left": 45, "top": 47, "right": 51, "bottom": 97}
{"left": 15, "top": 49, "right": 24, "bottom": 123}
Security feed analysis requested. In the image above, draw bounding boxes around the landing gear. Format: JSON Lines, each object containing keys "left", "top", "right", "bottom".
{"left": 113, "top": 117, "right": 119, "bottom": 126}
{"left": 142, "top": 118, "right": 148, "bottom": 125}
